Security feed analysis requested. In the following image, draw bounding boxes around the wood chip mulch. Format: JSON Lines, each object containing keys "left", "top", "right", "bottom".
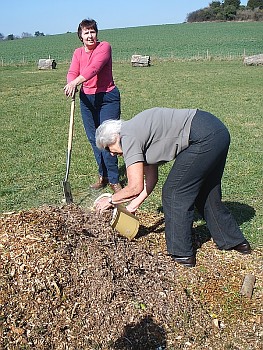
{"left": 0, "top": 204, "right": 262, "bottom": 350}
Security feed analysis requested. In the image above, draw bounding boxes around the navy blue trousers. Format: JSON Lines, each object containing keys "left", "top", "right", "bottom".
{"left": 162, "top": 110, "right": 246, "bottom": 256}
{"left": 79, "top": 87, "right": 120, "bottom": 184}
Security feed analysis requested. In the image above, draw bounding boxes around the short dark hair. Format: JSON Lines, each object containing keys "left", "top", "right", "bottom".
{"left": 78, "top": 19, "right": 98, "bottom": 41}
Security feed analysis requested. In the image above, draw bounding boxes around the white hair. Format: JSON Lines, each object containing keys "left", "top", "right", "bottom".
{"left": 95, "top": 119, "right": 123, "bottom": 149}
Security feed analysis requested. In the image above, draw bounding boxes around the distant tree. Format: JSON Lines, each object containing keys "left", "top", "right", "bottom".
{"left": 0, "top": 33, "right": 4, "bottom": 40}
{"left": 247, "top": 0, "right": 263, "bottom": 8}
{"left": 210, "top": 1, "right": 222, "bottom": 9}
{"left": 223, "top": 4, "right": 238, "bottom": 19}
{"left": 34, "top": 31, "right": 45, "bottom": 37}
{"left": 186, "top": 0, "right": 263, "bottom": 22}
{"left": 209, "top": 1, "right": 225, "bottom": 18}
{"left": 7, "top": 34, "right": 14, "bottom": 40}
{"left": 187, "top": 5, "right": 223, "bottom": 22}
{"left": 21, "top": 32, "right": 33, "bottom": 38}
{"left": 223, "top": 0, "right": 241, "bottom": 8}
{"left": 237, "top": 7, "right": 263, "bottom": 20}
{"left": 186, "top": 9, "right": 205, "bottom": 22}
{"left": 202, "top": 7, "right": 218, "bottom": 20}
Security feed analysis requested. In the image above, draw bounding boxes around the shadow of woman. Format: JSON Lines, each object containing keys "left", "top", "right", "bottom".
{"left": 155, "top": 201, "right": 256, "bottom": 249}
{"left": 136, "top": 217, "right": 165, "bottom": 239}
{"left": 112, "top": 315, "right": 166, "bottom": 350}
{"left": 192, "top": 201, "right": 256, "bottom": 249}
{"left": 223, "top": 201, "right": 256, "bottom": 226}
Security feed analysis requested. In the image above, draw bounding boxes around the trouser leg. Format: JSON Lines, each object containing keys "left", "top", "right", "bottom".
{"left": 162, "top": 110, "right": 245, "bottom": 256}
{"left": 80, "top": 94, "right": 103, "bottom": 174}
{"left": 162, "top": 148, "right": 201, "bottom": 257}
{"left": 79, "top": 89, "right": 120, "bottom": 183}
{"left": 98, "top": 87, "right": 121, "bottom": 184}
{"left": 195, "top": 156, "right": 246, "bottom": 250}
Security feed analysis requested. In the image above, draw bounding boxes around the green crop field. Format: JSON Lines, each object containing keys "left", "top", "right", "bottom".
{"left": 0, "top": 22, "right": 262, "bottom": 247}
{"left": 0, "top": 21, "right": 263, "bottom": 65}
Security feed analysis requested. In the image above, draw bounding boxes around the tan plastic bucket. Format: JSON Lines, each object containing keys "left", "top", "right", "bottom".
{"left": 110, "top": 205, "right": 139, "bottom": 240}
{"left": 94, "top": 193, "right": 139, "bottom": 240}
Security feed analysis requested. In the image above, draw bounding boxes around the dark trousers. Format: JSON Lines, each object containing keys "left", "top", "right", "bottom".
{"left": 162, "top": 110, "right": 246, "bottom": 256}
{"left": 79, "top": 87, "right": 121, "bottom": 184}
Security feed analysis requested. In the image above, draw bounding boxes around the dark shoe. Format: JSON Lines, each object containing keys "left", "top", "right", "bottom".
{"left": 171, "top": 255, "right": 196, "bottom": 268}
{"left": 109, "top": 182, "right": 122, "bottom": 193}
{"left": 90, "top": 176, "right": 108, "bottom": 190}
{"left": 229, "top": 240, "right": 251, "bottom": 254}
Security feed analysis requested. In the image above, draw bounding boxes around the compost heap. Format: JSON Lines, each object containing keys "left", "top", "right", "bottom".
{"left": 0, "top": 204, "right": 262, "bottom": 349}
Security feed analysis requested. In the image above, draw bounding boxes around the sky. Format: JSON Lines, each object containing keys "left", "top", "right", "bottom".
{"left": 1, "top": 0, "right": 248, "bottom": 37}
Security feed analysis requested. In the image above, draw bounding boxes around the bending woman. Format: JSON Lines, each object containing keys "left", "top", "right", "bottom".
{"left": 94, "top": 107, "right": 251, "bottom": 267}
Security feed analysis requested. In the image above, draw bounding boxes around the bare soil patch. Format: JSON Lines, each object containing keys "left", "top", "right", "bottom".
{"left": 0, "top": 205, "right": 262, "bottom": 349}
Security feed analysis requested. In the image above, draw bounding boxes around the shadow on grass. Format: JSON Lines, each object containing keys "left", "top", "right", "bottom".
{"left": 192, "top": 201, "right": 256, "bottom": 248}
{"left": 113, "top": 315, "right": 166, "bottom": 350}
{"left": 224, "top": 201, "right": 256, "bottom": 226}
{"left": 156, "top": 201, "right": 255, "bottom": 226}
{"left": 136, "top": 201, "right": 255, "bottom": 247}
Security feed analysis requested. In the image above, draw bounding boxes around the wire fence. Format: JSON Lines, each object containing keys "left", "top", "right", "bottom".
{"left": 1, "top": 49, "right": 261, "bottom": 67}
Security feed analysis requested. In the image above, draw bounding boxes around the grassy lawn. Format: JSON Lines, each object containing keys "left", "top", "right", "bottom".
{"left": 0, "top": 59, "right": 262, "bottom": 247}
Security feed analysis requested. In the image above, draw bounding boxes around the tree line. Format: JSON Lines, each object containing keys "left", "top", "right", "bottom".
{"left": 0, "top": 31, "right": 45, "bottom": 41}
{"left": 187, "top": 0, "right": 263, "bottom": 22}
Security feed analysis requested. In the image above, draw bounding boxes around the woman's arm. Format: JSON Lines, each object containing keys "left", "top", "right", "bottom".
{"left": 126, "top": 164, "right": 158, "bottom": 213}
{"left": 95, "top": 162, "right": 144, "bottom": 213}
{"left": 64, "top": 50, "right": 86, "bottom": 97}
{"left": 64, "top": 43, "right": 112, "bottom": 97}
{"left": 81, "top": 42, "right": 112, "bottom": 80}
{"left": 95, "top": 162, "right": 158, "bottom": 214}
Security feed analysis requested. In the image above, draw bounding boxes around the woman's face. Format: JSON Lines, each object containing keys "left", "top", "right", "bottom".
{"left": 81, "top": 26, "right": 97, "bottom": 50}
{"left": 106, "top": 136, "right": 123, "bottom": 157}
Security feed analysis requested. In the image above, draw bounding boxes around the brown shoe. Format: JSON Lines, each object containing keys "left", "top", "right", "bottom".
{"left": 109, "top": 183, "right": 122, "bottom": 193}
{"left": 90, "top": 176, "right": 108, "bottom": 190}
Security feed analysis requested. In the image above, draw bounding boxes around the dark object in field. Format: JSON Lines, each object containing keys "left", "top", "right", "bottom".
{"left": 38, "top": 58, "right": 57, "bottom": 69}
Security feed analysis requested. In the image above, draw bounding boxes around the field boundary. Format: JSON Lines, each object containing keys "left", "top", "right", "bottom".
{"left": 0, "top": 50, "right": 260, "bottom": 67}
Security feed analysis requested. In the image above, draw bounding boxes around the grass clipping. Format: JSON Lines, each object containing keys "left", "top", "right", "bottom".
{"left": 0, "top": 205, "right": 262, "bottom": 349}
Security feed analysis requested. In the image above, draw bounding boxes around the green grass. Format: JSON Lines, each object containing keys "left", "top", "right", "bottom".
{"left": 0, "top": 58, "right": 262, "bottom": 247}
{"left": 0, "top": 22, "right": 262, "bottom": 64}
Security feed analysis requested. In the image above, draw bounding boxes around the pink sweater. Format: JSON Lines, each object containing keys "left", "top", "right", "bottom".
{"left": 67, "top": 41, "right": 115, "bottom": 94}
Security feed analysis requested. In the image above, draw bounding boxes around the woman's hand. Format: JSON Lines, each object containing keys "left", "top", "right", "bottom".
{"left": 64, "top": 82, "right": 77, "bottom": 97}
{"left": 125, "top": 204, "right": 137, "bottom": 216}
{"left": 64, "top": 75, "right": 85, "bottom": 97}
{"left": 95, "top": 196, "right": 113, "bottom": 214}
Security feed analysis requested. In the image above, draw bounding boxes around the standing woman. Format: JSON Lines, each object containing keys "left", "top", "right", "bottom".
{"left": 64, "top": 19, "right": 122, "bottom": 193}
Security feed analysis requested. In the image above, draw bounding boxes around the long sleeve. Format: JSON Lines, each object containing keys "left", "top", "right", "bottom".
{"left": 66, "top": 42, "right": 115, "bottom": 94}
{"left": 81, "top": 42, "right": 111, "bottom": 80}
{"left": 67, "top": 50, "right": 80, "bottom": 83}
